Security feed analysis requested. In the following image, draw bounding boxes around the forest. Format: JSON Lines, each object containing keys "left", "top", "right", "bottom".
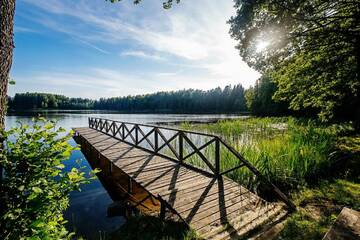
{"left": 7, "top": 84, "right": 249, "bottom": 113}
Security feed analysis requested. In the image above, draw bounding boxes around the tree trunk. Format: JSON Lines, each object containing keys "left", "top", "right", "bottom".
{"left": 0, "top": 0, "right": 16, "bottom": 209}
{"left": 0, "top": 0, "right": 15, "bottom": 130}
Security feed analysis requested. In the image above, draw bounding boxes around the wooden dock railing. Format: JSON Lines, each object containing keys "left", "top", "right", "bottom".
{"left": 88, "top": 117, "right": 296, "bottom": 210}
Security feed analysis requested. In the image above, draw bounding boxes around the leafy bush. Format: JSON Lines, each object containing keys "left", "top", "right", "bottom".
{"left": 0, "top": 118, "right": 96, "bottom": 240}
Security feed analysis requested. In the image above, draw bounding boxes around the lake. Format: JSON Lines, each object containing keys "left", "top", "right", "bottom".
{"left": 5, "top": 111, "right": 247, "bottom": 239}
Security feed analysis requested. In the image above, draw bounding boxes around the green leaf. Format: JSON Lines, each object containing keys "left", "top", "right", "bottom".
{"left": 56, "top": 164, "right": 65, "bottom": 169}
{"left": 32, "top": 187, "right": 43, "bottom": 194}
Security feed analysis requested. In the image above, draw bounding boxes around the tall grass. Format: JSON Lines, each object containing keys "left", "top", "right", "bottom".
{"left": 181, "top": 117, "right": 351, "bottom": 192}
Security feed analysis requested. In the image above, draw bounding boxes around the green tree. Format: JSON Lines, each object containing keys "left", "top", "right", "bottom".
{"left": 245, "top": 75, "right": 289, "bottom": 116}
{"left": 229, "top": 0, "right": 360, "bottom": 123}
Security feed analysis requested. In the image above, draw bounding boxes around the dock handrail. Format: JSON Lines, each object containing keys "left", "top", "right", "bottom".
{"left": 88, "top": 117, "right": 296, "bottom": 210}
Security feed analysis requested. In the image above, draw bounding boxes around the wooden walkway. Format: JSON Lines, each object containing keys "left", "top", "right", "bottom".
{"left": 73, "top": 118, "right": 294, "bottom": 239}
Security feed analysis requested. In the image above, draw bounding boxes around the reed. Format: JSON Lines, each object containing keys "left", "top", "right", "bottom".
{"left": 181, "top": 117, "right": 351, "bottom": 192}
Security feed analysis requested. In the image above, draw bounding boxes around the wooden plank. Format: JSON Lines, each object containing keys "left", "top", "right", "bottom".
{"left": 163, "top": 178, "right": 248, "bottom": 212}
{"left": 123, "top": 161, "right": 176, "bottom": 173}
{"left": 175, "top": 184, "right": 251, "bottom": 215}
{"left": 146, "top": 173, "right": 207, "bottom": 193}
{"left": 187, "top": 191, "right": 259, "bottom": 225}
{"left": 134, "top": 167, "right": 190, "bottom": 184}
{"left": 137, "top": 166, "right": 191, "bottom": 183}
{"left": 199, "top": 204, "right": 285, "bottom": 239}
{"left": 159, "top": 178, "right": 228, "bottom": 197}
{"left": 323, "top": 207, "right": 360, "bottom": 240}
{"left": 146, "top": 173, "right": 208, "bottom": 194}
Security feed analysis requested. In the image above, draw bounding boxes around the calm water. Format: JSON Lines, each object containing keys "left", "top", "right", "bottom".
{"left": 5, "top": 111, "right": 247, "bottom": 239}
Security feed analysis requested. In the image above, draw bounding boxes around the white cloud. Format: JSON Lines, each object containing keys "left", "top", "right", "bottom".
{"left": 14, "top": 26, "right": 37, "bottom": 33}
{"left": 10, "top": 68, "right": 159, "bottom": 99}
{"left": 10, "top": 67, "right": 248, "bottom": 99}
{"left": 16, "top": 0, "right": 261, "bottom": 96}
{"left": 120, "top": 50, "right": 165, "bottom": 61}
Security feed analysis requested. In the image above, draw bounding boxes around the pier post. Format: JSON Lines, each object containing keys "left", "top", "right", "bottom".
{"left": 179, "top": 132, "right": 183, "bottom": 163}
{"left": 159, "top": 198, "right": 166, "bottom": 220}
{"left": 135, "top": 124, "right": 138, "bottom": 145}
{"left": 154, "top": 128, "right": 158, "bottom": 152}
{"left": 127, "top": 176, "right": 132, "bottom": 194}
{"left": 215, "top": 138, "right": 220, "bottom": 176}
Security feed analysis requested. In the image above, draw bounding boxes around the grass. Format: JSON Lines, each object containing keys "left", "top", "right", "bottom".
{"left": 277, "top": 179, "right": 360, "bottom": 240}
{"left": 181, "top": 117, "right": 356, "bottom": 192}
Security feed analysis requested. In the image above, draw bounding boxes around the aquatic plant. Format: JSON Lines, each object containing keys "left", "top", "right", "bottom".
{"left": 181, "top": 117, "right": 351, "bottom": 192}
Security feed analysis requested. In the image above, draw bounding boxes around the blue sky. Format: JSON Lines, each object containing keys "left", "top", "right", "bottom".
{"left": 10, "top": 0, "right": 260, "bottom": 99}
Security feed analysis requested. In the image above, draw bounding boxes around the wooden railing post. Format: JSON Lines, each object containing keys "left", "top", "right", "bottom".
{"left": 179, "top": 132, "right": 183, "bottom": 163}
{"left": 154, "top": 128, "right": 158, "bottom": 152}
{"left": 122, "top": 123, "right": 125, "bottom": 140}
{"left": 88, "top": 118, "right": 91, "bottom": 128}
{"left": 215, "top": 138, "right": 220, "bottom": 176}
{"left": 159, "top": 198, "right": 166, "bottom": 220}
{"left": 135, "top": 124, "right": 138, "bottom": 145}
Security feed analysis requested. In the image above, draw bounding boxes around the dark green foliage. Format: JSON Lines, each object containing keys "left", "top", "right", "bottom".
{"left": 0, "top": 118, "right": 96, "bottom": 239}
{"left": 95, "top": 85, "right": 246, "bottom": 113}
{"left": 8, "top": 84, "right": 247, "bottom": 113}
{"left": 229, "top": 0, "right": 360, "bottom": 122}
{"left": 245, "top": 75, "right": 289, "bottom": 116}
{"left": 8, "top": 92, "right": 95, "bottom": 110}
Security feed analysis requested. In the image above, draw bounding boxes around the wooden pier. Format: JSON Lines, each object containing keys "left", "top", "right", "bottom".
{"left": 73, "top": 118, "right": 295, "bottom": 239}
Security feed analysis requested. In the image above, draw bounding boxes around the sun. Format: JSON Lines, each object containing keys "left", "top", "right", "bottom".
{"left": 256, "top": 40, "right": 269, "bottom": 53}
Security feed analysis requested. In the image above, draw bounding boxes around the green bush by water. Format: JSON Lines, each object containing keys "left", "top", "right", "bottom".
{"left": 0, "top": 118, "right": 97, "bottom": 239}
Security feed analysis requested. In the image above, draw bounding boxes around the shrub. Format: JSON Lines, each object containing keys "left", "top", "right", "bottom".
{"left": 0, "top": 118, "right": 96, "bottom": 240}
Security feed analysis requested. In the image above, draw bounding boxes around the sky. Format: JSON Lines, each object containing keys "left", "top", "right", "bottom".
{"left": 10, "top": 0, "right": 261, "bottom": 99}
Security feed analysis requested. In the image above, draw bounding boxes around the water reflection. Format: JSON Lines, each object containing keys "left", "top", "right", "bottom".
{"left": 5, "top": 111, "right": 247, "bottom": 239}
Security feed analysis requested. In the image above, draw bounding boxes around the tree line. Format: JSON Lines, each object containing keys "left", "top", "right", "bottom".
{"left": 8, "top": 92, "right": 95, "bottom": 110}
{"left": 8, "top": 84, "right": 250, "bottom": 113}
{"left": 7, "top": 80, "right": 302, "bottom": 117}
